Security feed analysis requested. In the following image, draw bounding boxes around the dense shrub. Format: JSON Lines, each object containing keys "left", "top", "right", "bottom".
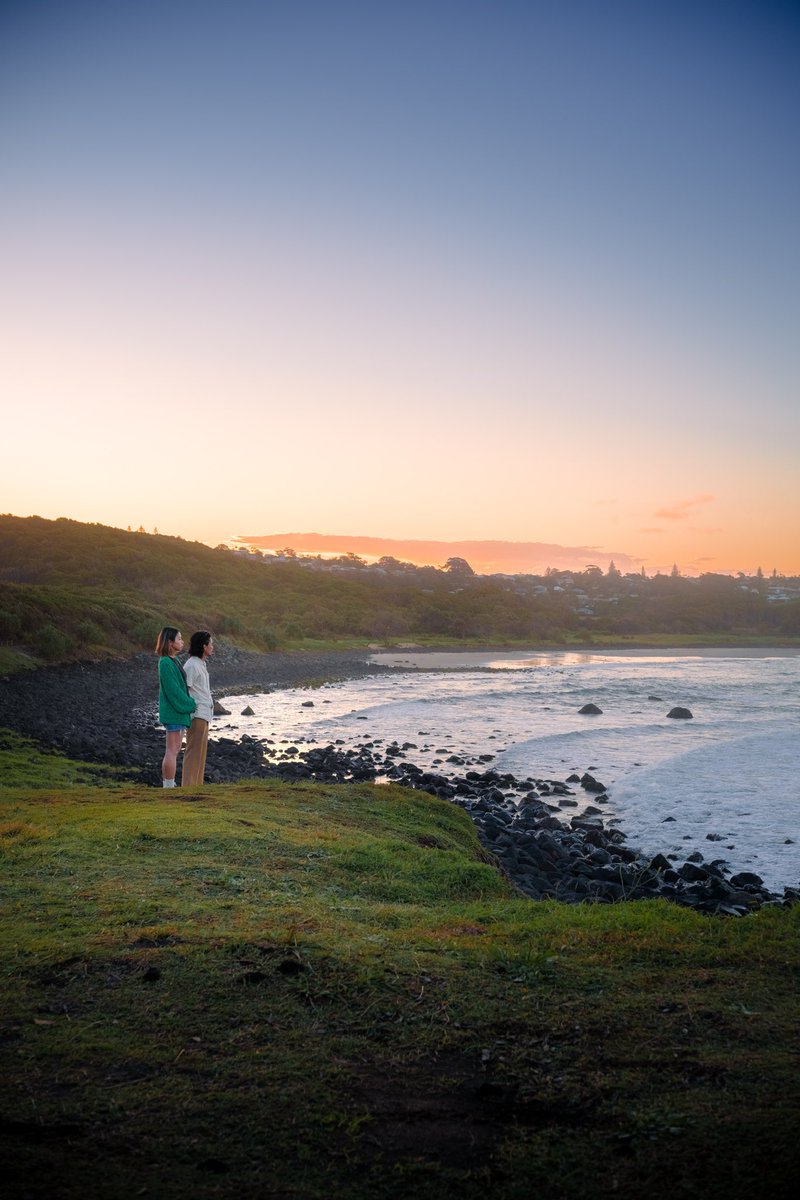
{"left": 76, "top": 620, "right": 104, "bottom": 646}
{"left": 34, "top": 624, "right": 74, "bottom": 661}
{"left": 0, "top": 610, "right": 23, "bottom": 640}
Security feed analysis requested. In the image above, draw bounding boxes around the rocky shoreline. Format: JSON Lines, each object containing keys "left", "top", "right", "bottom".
{"left": 0, "top": 646, "right": 383, "bottom": 780}
{"left": 1, "top": 648, "right": 796, "bottom": 916}
{"left": 205, "top": 735, "right": 798, "bottom": 916}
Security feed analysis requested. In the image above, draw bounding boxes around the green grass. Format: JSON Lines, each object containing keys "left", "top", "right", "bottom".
{"left": 1, "top": 777, "right": 798, "bottom": 1199}
{"left": 0, "top": 729, "right": 132, "bottom": 788}
{"left": 560, "top": 631, "right": 800, "bottom": 649}
{"left": 0, "top": 646, "right": 38, "bottom": 674}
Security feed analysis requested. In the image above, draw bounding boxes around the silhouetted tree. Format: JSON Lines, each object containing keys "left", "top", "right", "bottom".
{"left": 442, "top": 557, "right": 475, "bottom": 577}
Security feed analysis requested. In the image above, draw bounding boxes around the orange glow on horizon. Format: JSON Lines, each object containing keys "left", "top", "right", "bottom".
{"left": 1, "top": 4, "right": 798, "bottom": 582}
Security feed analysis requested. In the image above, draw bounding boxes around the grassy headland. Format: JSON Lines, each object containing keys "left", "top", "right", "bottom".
{"left": 1, "top": 515, "right": 798, "bottom": 673}
{"left": 2, "top": 516, "right": 798, "bottom": 1195}
{"left": 1, "top": 774, "right": 798, "bottom": 1199}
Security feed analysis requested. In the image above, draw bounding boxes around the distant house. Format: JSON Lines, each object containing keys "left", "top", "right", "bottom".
{"left": 767, "top": 586, "right": 799, "bottom": 603}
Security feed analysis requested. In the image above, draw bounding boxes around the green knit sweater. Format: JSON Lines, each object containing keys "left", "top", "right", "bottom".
{"left": 158, "top": 656, "right": 197, "bottom": 727}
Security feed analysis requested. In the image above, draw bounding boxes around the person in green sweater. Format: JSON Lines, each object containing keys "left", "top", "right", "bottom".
{"left": 155, "top": 626, "right": 196, "bottom": 788}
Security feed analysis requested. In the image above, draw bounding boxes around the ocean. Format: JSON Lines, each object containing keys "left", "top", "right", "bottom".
{"left": 213, "top": 648, "right": 800, "bottom": 892}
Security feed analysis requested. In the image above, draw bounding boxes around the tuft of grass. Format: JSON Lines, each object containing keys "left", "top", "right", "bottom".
{"left": 0, "top": 778, "right": 798, "bottom": 1199}
{"left": 0, "top": 646, "right": 37, "bottom": 674}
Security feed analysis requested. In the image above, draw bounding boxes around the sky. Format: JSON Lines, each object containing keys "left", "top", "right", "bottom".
{"left": 1, "top": 0, "right": 798, "bottom": 575}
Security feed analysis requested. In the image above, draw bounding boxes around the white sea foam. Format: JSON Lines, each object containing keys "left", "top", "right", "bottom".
{"left": 214, "top": 649, "right": 800, "bottom": 891}
{"left": 611, "top": 729, "right": 798, "bottom": 889}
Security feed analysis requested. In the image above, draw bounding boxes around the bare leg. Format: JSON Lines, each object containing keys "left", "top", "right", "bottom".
{"left": 162, "top": 729, "right": 184, "bottom": 784}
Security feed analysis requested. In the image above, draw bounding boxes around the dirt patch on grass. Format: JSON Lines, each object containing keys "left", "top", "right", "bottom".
{"left": 352, "top": 1048, "right": 589, "bottom": 1170}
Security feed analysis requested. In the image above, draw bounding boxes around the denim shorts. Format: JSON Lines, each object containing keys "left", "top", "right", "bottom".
{"left": 163, "top": 723, "right": 187, "bottom": 732}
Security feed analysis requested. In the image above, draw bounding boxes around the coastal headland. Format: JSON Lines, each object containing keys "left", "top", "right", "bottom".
{"left": 2, "top": 513, "right": 799, "bottom": 1195}
{"left": 1, "top": 771, "right": 798, "bottom": 1198}
{"left": 2, "top": 647, "right": 799, "bottom": 1196}
{"left": 1, "top": 645, "right": 796, "bottom": 918}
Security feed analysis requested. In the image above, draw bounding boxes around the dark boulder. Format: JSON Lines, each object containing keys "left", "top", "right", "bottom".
{"left": 667, "top": 707, "right": 693, "bottom": 719}
{"left": 730, "top": 871, "right": 764, "bottom": 888}
{"left": 578, "top": 703, "right": 603, "bottom": 715}
{"left": 588, "top": 846, "right": 613, "bottom": 866}
{"left": 679, "top": 862, "right": 710, "bottom": 882}
{"left": 571, "top": 817, "right": 605, "bottom": 833}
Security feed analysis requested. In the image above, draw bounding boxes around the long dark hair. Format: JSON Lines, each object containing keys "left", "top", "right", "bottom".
{"left": 155, "top": 627, "right": 180, "bottom": 656}
{"left": 189, "top": 631, "right": 212, "bottom": 657}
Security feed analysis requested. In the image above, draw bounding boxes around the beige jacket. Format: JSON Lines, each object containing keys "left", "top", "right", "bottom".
{"left": 183, "top": 656, "right": 213, "bottom": 722}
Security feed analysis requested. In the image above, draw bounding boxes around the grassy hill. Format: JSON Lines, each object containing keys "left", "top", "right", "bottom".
{"left": 0, "top": 514, "right": 368, "bottom": 669}
{"left": 0, "top": 515, "right": 573, "bottom": 671}
{"left": 1, "top": 773, "right": 798, "bottom": 1199}
{"left": 0, "top": 515, "right": 563, "bottom": 670}
{"left": 1, "top": 515, "right": 798, "bottom": 674}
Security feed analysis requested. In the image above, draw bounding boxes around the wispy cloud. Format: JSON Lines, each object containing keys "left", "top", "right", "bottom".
{"left": 654, "top": 494, "right": 715, "bottom": 520}
{"left": 236, "top": 532, "right": 642, "bottom": 575}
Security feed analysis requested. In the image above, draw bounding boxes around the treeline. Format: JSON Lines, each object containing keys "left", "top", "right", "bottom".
{"left": 579, "top": 581, "right": 799, "bottom": 637}
{"left": 0, "top": 515, "right": 798, "bottom": 669}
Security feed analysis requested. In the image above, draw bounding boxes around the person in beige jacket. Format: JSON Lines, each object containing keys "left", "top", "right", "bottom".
{"left": 182, "top": 631, "right": 214, "bottom": 786}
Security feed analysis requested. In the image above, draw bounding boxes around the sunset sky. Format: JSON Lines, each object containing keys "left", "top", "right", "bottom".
{"left": 2, "top": 0, "right": 798, "bottom": 575}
